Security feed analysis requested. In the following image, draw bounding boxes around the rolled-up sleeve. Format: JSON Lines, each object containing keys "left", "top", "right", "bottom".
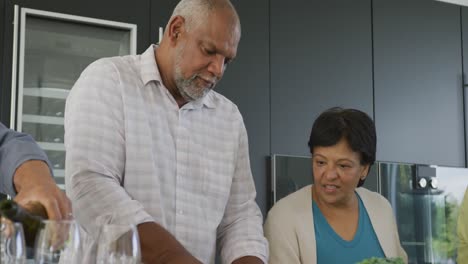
{"left": 217, "top": 118, "right": 268, "bottom": 264}
{"left": 0, "top": 122, "right": 52, "bottom": 196}
{"left": 64, "top": 59, "right": 153, "bottom": 238}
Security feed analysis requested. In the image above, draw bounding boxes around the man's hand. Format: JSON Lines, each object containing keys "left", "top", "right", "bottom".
{"left": 232, "top": 256, "right": 264, "bottom": 264}
{"left": 138, "top": 222, "right": 202, "bottom": 264}
{"left": 12, "top": 160, "right": 72, "bottom": 220}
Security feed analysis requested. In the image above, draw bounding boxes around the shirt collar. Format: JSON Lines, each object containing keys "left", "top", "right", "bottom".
{"left": 140, "top": 44, "right": 217, "bottom": 109}
{"left": 140, "top": 44, "right": 161, "bottom": 86}
{"left": 182, "top": 91, "right": 216, "bottom": 110}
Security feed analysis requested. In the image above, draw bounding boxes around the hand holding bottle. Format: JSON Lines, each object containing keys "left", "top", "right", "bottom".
{"left": 13, "top": 160, "right": 72, "bottom": 220}
{"left": 0, "top": 199, "right": 44, "bottom": 247}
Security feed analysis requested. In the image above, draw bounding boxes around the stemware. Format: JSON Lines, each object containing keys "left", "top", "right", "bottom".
{"left": 96, "top": 224, "right": 141, "bottom": 264}
{"left": 0, "top": 218, "right": 26, "bottom": 264}
{"left": 33, "top": 220, "right": 80, "bottom": 264}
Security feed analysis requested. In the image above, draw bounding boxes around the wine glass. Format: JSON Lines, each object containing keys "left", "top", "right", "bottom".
{"left": 34, "top": 220, "right": 80, "bottom": 264}
{"left": 0, "top": 218, "right": 26, "bottom": 264}
{"left": 96, "top": 224, "right": 141, "bottom": 264}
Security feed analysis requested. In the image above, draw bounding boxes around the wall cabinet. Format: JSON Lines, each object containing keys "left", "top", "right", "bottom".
{"left": 0, "top": 0, "right": 272, "bottom": 214}
{"left": 1, "top": 0, "right": 468, "bottom": 215}
{"left": 270, "top": 0, "right": 374, "bottom": 157}
{"left": 0, "top": 0, "right": 6, "bottom": 121}
{"left": 462, "top": 7, "right": 468, "bottom": 167}
{"left": 150, "top": 0, "right": 178, "bottom": 43}
{"left": 373, "top": 0, "right": 465, "bottom": 167}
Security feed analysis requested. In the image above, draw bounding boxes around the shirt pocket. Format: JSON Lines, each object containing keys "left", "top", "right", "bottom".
{"left": 199, "top": 148, "right": 235, "bottom": 223}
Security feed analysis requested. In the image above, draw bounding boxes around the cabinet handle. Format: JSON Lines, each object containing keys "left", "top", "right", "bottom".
{"left": 158, "top": 27, "right": 163, "bottom": 44}
{"left": 464, "top": 84, "right": 468, "bottom": 167}
{"left": 10, "top": 5, "right": 20, "bottom": 129}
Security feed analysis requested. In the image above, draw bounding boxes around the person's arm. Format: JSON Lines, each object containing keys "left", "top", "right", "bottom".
{"left": 0, "top": 122, "right": 71, "bottom": 219}
{"left": 13, "top": 160, "right": 71, "bottom": 220}
{"left": 264, "top": 205, "right": 301, "bottom": 264}
{"left": 138, "top": 222, "right": 201, "bottom": 264}
{"left": 216, "top": 115, "right": 268, "bottom": 264}
{"left": 0, "top": 122, "right": 50, "bottom": 196}
{"left": 65, "top": 59, "right": 197, "bottom": 262}
{"left": 232, "top": 256, "right": 264, "bottom": 264}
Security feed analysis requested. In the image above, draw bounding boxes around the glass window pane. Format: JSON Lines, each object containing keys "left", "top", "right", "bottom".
{"left": 17, "top": 10, "right": 135, "bottom": 189}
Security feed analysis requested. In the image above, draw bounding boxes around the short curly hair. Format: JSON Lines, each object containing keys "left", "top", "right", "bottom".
{"left": 308, "top": 107, "right": 376, "bottom": 187}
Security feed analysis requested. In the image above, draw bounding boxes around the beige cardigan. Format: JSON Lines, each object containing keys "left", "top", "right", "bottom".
{"left": 264, "top": 185, "right": 408, "bottom": 264}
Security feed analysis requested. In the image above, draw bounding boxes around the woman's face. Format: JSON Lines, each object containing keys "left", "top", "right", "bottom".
{"left": 312, "top": 137, "right": 369, "bottom": 207}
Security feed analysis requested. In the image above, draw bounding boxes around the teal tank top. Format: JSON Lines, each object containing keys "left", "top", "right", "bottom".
{"left": 313, "top": 193, "right": 385, "bottom": 264}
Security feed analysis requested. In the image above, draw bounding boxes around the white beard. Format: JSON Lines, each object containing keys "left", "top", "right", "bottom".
{"left": 173, "top": 45, "right": 216, "bottom": 101}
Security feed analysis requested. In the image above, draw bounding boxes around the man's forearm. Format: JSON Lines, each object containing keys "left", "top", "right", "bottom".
{"left": 232, "top": 256, "right": 264, "bottom": 264}
{"left": 138, "top": 222, "right": 202, "bottom": 264}
{"left": 13, "top": 160, "right": 53, "bottom": 193}
{"left": 13, "top": 159, "right": 72, "bottom": 220}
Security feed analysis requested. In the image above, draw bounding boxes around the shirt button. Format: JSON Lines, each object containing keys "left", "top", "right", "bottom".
{"left": 178, "top": 210, "right": 184, "bottom": 215}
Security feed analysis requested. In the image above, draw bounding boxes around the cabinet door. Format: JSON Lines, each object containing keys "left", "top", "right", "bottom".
{"left": 270, "top": 0, "right": 373, "bottom": 156}
{"left": 150, "top": 0, "right": 178, "bottom": 43}
{"left": 0, "top": 0, "right": 6, "bottom": 124}
{"left": 373, "top": 0, "right": 464, "bottom": 166}
{"left": 1, "top": 0, "right": 151, "bottom": 125}
{"left": 462, "top": 7, "right": 468, "bottom": 167}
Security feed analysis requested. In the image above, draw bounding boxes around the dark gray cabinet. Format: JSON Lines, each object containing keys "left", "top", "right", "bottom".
{"left": 0, "top": 0, "right": 6, "bottom": 124}
{"left": 1, "top": 0, "right": 468, "bottom": 216}
{"left": 150, "top": 0, "right": 178, "bottom": 43}
{"left": 270, "top": 0, "right": 374, "bottom": 157}
{"left": 0, "top": 0, "right": 151, "bottom": 125}
{"left": 373, "top": 0, "right": 464, "bottom": 167}
{"left": 462, "top": 7, "right": 468, "bottom": 167}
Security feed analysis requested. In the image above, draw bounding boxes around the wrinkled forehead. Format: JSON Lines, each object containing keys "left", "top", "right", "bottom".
{"left": 198, "top": 8, "right": 240, "bottom": 35}
{"left": 194, "top": 9, "right": 241, "bottom": 56}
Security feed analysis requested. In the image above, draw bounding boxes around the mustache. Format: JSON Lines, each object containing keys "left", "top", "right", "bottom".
{"left": 190, "top": 74, "right": 218, "bottom": 85}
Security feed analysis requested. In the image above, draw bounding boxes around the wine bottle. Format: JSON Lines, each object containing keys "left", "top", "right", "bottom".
{"left": 0, "top": 199, "right": 47, "bottom": 247}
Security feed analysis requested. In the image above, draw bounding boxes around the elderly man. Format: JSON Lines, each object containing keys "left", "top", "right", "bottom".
{"left": 0, "top": 122, "right": 71, "bottom": 219}
{"left": 65, "top": 0, "right": 268, "bottom": 263}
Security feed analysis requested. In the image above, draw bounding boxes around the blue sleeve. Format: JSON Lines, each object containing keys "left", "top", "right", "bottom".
{"left": 0, "top": 122, "right": 53, "bottom": 196}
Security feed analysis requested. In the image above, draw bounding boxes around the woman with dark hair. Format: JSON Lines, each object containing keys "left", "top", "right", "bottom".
{"left": 264, "top": 107, "right": 407, "bottom": 264}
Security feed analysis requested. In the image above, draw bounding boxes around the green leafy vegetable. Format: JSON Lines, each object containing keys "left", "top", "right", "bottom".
{"left": 356, "top": 257, "right": 405, "bottom": 264}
